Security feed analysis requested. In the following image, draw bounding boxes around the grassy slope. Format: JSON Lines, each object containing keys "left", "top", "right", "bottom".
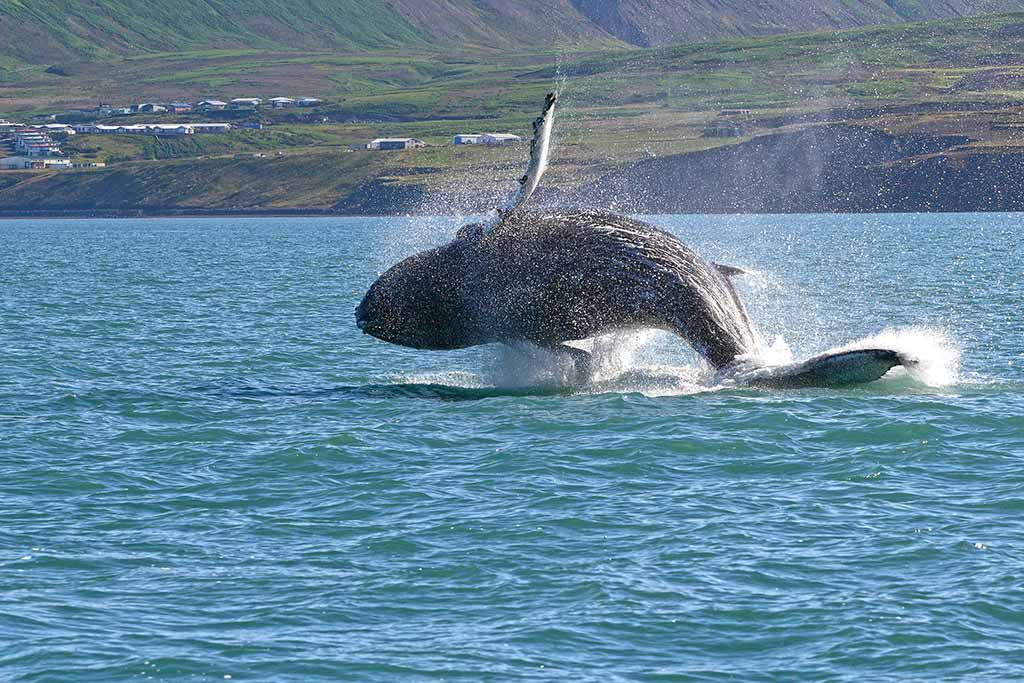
{"left": 4, "top": 13, "right": 1024, "bottom": 211}
{"left": 0, "top": 1, "right": 429, "bottom": 63}
{"left": 5, "top": 0, "right": 1024, "bottom": 65}
{"left": 10, "top": 12, "right": 1024, "bottom": 117}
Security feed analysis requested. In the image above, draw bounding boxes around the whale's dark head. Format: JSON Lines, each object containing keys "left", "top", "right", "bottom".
{"left": 355, "top": 242, "right": 474, "bottom": 350}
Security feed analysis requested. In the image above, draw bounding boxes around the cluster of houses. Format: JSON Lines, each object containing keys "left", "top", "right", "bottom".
{"left": 73, "top": 123, "right": 234, "bottom": 137}
{"left": 4, "top": 119, "right": 239, "bottom": 137}
{"left": 13, "top": 129, "right": 63, "bottom": 156}
{"left": 193, "top": 97, "right": 323, "bottom": 111}
{"left": 0, "top": 96, "right": 294, "bottom": 171}
{"left": 53, "top": 96, "right": 324, "bottom": 121}
{"left": 0, "top": 117, "right": 239, "bottom": 170}
{"left": 0, "top": 94, "right": 535, "bottom": 171}
{"left": 364, "top": 132, "right": 524, "bottom": 151}
{"left": 0, "top": 124, "right": 95, "bottom": 170}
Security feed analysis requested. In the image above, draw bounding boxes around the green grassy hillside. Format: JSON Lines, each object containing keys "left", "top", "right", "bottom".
{"left": 10, "top": 11, "right": 1024, "bottom": 120}
{"left": 6, "top": 0, "right": 1024, "bottom": 69}
{"left": 0, "top": 1, "right": 431, "bottom": 64}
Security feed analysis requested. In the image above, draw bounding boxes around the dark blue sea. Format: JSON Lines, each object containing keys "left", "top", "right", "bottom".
{"left": 2, "top": 214, "right": 1022, "bottom": 681}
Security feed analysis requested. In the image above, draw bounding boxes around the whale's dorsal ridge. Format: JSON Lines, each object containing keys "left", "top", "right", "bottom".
{"left": 483, "top": 91, "right": 557, "bottom": 235}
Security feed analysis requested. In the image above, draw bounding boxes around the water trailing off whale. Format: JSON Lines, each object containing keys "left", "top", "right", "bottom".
{"left": 356, "top": 93, "right": 915, "bottom": 387}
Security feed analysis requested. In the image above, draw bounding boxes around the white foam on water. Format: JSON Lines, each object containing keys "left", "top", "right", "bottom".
{"left": 387, "top": 303, "right": 963, "bottom": 396}
{"left": 399, "top": 371, "right": 489, "bottom": 389}
{"left": 481, "top": 330, "right": 715, "bottom": 396}
{"left": 391, "top": 325, "right": 961, "bottom": 397}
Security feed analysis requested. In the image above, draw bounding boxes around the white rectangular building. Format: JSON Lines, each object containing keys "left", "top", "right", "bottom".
{"left": 367, "top": 138, "right": 425, "bottom": 150}
{"left": 480, "top": 133, "right": 522, "bottom": 145}
{"left": 229, "top": 98, "right": 262, "bottom": 109}
{"left": 192, "top": 123, "right": 233, "bottom": 134}
{"left": 0, "top": 156, "right": 71, "bottom": 170}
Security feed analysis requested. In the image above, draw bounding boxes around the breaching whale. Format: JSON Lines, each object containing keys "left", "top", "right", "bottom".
{"left": 356, "top": 93, "right": 914, "bottom": 387}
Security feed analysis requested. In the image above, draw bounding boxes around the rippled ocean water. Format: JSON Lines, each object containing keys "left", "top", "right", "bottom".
{"left": 2, "top": 213, "right": 1022, "bottom": 681}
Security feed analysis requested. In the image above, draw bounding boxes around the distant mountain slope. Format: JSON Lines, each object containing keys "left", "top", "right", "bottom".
{"left": 4, "top": 0, "right": 1024, "bottom": 65}
{"left": 570, "top": 0, "right": 1024, "bottom": 47}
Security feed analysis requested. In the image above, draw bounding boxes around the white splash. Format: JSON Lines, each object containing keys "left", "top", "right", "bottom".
{"left": 736, "top": 333, "right": 796, "bottom": 368}
{"left": 482, "top": 330, "right": 713, "bottom": 396}
{"left": 393, "top": 326, "right": 961, "bottom": 397}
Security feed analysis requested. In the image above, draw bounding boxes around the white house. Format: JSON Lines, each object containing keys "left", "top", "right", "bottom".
{"left": 41, "top": 124, "right": 76, "bottom": 136}
{"left": 198, "top": 100, "right": 228, "bottom": 111}
{"left": 14, "top": 131, "right": 62, "bottom": 156}
{"left": 453, "top": 134, "right": 483, "bottom": 145}
{"left": 75, "top": 124, "right": 193, "bottom": 136}
{"left": 0, "top": 156, "right": 32, "bottom": 169}
{"left": 147, "top": 124, "right": 193, "bottom": 137}
{"left": 192, "top": 123, "right": 233, "bottom": 134}
{"left": 480, "top": 133, "right": 522, "bottom": 145}
{"left": 229, "top": 98, "right": 262, "bottom": 109}
{"left": 0, "top": 120, "right": 22, "bottom": 133}
{"left": 367, "top": 138, "right": 425, "bottom": 150}
{"left": 0, "top": 156, "right": 71, "bottom": 170}
{"left": 267, "top": 97, "right": 295, "bottom": 108}
{"left": 297, "top": 97, "right": 322, "bottom": 107}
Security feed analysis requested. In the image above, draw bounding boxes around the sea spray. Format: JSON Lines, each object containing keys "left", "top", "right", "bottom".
{"left": 483, "top": 331, "right": 712, "bottom": 396}
{"left": 486, "top": 331, "right": 660, "bottom": 388}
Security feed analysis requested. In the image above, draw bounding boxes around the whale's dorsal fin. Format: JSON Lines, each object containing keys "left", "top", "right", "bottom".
{"left": 482, "top": 92, "right": 557, "bottom": 234}
{"left": 714, "top": 263, "right": 746, "bottom": 278}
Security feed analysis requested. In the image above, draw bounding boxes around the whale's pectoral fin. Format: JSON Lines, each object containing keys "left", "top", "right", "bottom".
{"left": 714, "top": 263, "right": 746, "bottom": 278}
{"left": 745, "top": 348, "right": 906, "bottom": 388}
{"left": 485, "top": 92, "right": 557, "bottom": 233}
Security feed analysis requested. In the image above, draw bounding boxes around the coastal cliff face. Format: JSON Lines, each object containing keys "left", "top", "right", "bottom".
{"left": 573, "top": 125, "right": 1024, "bottom": 214}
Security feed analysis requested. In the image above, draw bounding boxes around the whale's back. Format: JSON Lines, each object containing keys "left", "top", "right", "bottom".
{"left": 465, "top": 209, "right": 761, "bottom": 366}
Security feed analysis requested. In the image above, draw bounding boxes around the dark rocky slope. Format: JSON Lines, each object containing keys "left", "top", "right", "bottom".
{"left": 574, "top": 125, "right": 1024, "bottom": 213}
